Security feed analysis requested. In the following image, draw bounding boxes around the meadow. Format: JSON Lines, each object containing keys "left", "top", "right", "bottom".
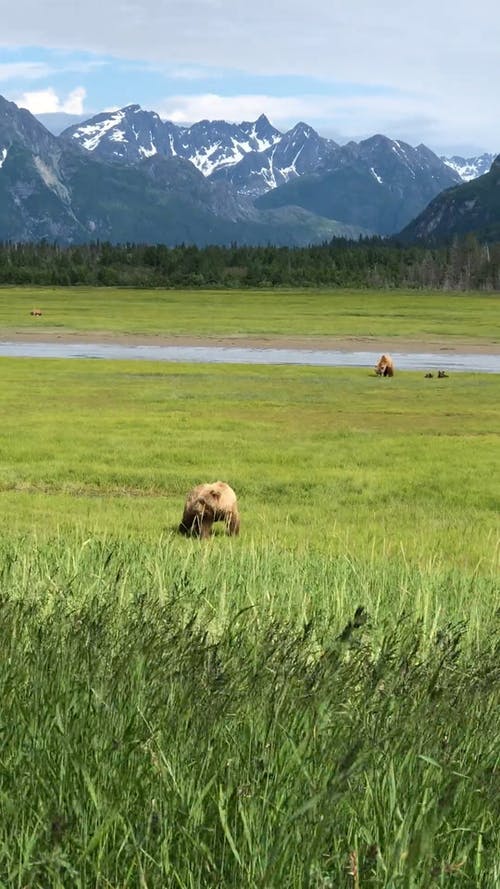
{"left": 0, "top": 287, "right": 499, "bottom": 887}
{"left": 1, "top": 284, "right": 500, "bottom": 342}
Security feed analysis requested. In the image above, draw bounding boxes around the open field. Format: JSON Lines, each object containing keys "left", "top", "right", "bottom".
{"left": 0, "top": 357, "right": 499, "bottom": 573}
{"left": 0, "top": 288, "right": 499, "bottom": 887}
{"left": 1, "top": 285, "right": 500, "bottom": 346}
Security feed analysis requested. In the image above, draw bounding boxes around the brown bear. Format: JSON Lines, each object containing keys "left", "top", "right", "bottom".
{"left": 375, "top": 353, "right": 395, "bottom": 377}
{"left": 179, "top": 481, "right": 240, "bottom": 539}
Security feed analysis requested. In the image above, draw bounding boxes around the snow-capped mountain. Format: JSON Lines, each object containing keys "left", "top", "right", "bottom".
{"left": 4, "top": 93, "right": 496, "bottom": 245}
{"left": 54, "top": 105, "right": 500, "bottom": 197}
{"left": 62, "top": 104, "right": 465, "bottom": 216}
{"left": 0, "top": 94, "right": 361, "bottom": 245}
{"left": 62, "top": 106, "right": 282, "bottom": 176}
{"left": 210, "top": 122, "right": 340, "bottom": 195}
{"left": 441, "top": 153, "right": 495, "bottom": 181}
{"left": 62, "top": 106, "right": 345, "bottom": 195}
{"left": 255, "top": 134, "right": 462, "bottom": 235}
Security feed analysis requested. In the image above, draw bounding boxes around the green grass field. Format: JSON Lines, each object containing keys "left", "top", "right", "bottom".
{"left": 1, "top": 284, "right": 500, "bottom": 341}
{"left": 1, "top": 357, "right": 499, "bottom": 573}
{"left": 0, "top": 288, "right": 499, "bottom": 887}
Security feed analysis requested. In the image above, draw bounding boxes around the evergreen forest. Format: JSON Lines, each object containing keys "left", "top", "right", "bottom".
{"left": 0, "top": 236, "right": 499, "bottom": 290}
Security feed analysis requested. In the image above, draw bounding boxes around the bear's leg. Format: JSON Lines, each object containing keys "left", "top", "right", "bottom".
{"left": 178, "top": 511, "right": 193, "bottom": 535}
{"left": 199, "top": 515, "right": 213, "bottom": 539}
{"left": 179, "top": 511, "right": 205, "bottom": 537}
{"left": 227, "top": 512, "right": 240, "bottom": 536}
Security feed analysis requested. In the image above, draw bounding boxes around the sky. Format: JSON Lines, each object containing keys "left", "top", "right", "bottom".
{"left": 0, "top": 0, "right": 499, "bottom": 156}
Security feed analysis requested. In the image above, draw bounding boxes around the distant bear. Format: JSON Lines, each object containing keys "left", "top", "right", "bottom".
{"left": 437, "top": 370, "right": 449, "bottom": 378}
{"left": 375, "top": 353, "right": 394, "bottom": 377}
{"left": 179, "top": 481, "right": 240, "bottom": 539}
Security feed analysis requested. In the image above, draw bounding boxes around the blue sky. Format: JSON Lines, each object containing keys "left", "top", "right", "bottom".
{"left": 1, "top": 1, "right": 499, "bottom": 155}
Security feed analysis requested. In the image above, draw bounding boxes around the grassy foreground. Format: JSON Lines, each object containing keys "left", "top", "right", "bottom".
{"left": 0, "top": 536, "right": 498, "bottom": 888}
{"left": 0, "top": 286, "right": 499, "bottom": 886}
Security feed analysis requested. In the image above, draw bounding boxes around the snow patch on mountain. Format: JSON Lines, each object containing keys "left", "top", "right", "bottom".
{"left": 391, "top": 141, "right": 416, "bottom": 178}
{"left": 139, "top": 142, "right": 157, "bottom": 158}
{"left": 59, "top": 104, "right": 470, "bottom": 216}
{"left": 243, "top": 124, "right": 280, "bottom": 152}
{"left": 441, "top": 153, "right": 495, "bottom": 181}
{"left": 72, "top": 110, "right": 126, "bottom": 151}
{"left": 262, "top": 151, "right": 279, "bottom": 190}
{"left": 62, "top": 107, "right": 284, "bottom": 177}
{"left": 0, "top": 147, "right": 7, "bottom": 168}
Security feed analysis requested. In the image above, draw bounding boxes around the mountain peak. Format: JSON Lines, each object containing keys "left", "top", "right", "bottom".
{"left": 2, "top": 91, "right": 497, "bottom": 247}
{"left": 122, "top": 104, "right": 142, "bottom": 113}
{"left": 292, "top": 121, "right": 315, "bottom": 133}
{"left": 362, "top": 134, "right": 395, "bottom": 149}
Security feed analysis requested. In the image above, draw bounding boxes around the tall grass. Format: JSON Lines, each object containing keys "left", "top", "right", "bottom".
{"left": 0, "top": 535, "right": 498, "bottom": 888}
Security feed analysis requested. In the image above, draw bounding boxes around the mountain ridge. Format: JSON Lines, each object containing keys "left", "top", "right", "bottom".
{"left": 397, "top": 154, "right": 500, "bottom": 244}
{"left": 2, "top": 94, "right": 498, "bottom": 246}
{"left": 59, "top": 104, "right": 470, "bottom": 237}
{"left": 61, "top": 105, "right": 495, "bottom": 190}
{"left": 0, "top": 95, "right": 365, "bottom": 245}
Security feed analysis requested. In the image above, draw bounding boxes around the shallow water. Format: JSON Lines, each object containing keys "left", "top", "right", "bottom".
{"left": 1, "top": 341, "right": 499, "bottom": 372}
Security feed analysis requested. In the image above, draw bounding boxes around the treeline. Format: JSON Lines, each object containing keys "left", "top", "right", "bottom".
{"left": 0, "top": 236, "right": 499, "bottom": 290}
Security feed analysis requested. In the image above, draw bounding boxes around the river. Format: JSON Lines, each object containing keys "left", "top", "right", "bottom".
{"left": 0, "top": 341, "right": 499, "bottom": 372}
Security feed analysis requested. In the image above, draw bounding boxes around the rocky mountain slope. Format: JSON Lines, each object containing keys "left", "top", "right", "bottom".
{"left": 2, "top": 94, "right": 498, "bottom": 245}
{"left": 255, "top": 135, "right": 462, "bottom": 235}
{"left": 61, "top": 106, "right": 466, "bottom": 236}
{"left": 62, "top": 108, "right": 284, "bottom": 177}
{"left": 0, "top": 95, "right": 364, "bottom": 245}
{"left": 398, "top": 154, "right": 500, "bottom": 244}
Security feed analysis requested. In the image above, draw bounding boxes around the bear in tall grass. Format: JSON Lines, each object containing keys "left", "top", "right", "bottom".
{"left": 375, "top": 353, "right": 395, "bottom": 377}
{"left": 179, "top": 481, "right": 240, "bottom": 539}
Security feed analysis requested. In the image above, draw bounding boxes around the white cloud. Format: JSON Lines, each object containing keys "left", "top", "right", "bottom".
{"left": 158, "top": 94, "right": 311, "bottom": 124}
{"left": 1, "top": 0, "right": 499, "bottom": 151}
{"left": 169, "top": 66, "right": 220, "bottom": 81}
{"left": 0, "top": 62, "right": 52, "bottom": 82}
{"left": 15, "top": 86, "right": 86, "bottom": 114}
{"left": 2, "top": 0, "right": 498, "bottom": 90}
{"left": 157, "top": 90, "right": 497, "bottom": 155}
{"left": 158, "top": 91, "right": 433, "bottom": 135}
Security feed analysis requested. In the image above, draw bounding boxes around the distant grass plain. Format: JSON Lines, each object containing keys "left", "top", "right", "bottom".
{"left": 1, "top": 284, "right": 500, "bottom": 341}
{"left": 0, "top": 286, "right": 499, "bottom": 887}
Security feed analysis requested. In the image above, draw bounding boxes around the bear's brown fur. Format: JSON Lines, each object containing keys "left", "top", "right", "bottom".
{"left": 375, "top": 353, "right": 395, "bottom": 377}
{"left": 179, "top": 481, "right": 240, "bottom": 539}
